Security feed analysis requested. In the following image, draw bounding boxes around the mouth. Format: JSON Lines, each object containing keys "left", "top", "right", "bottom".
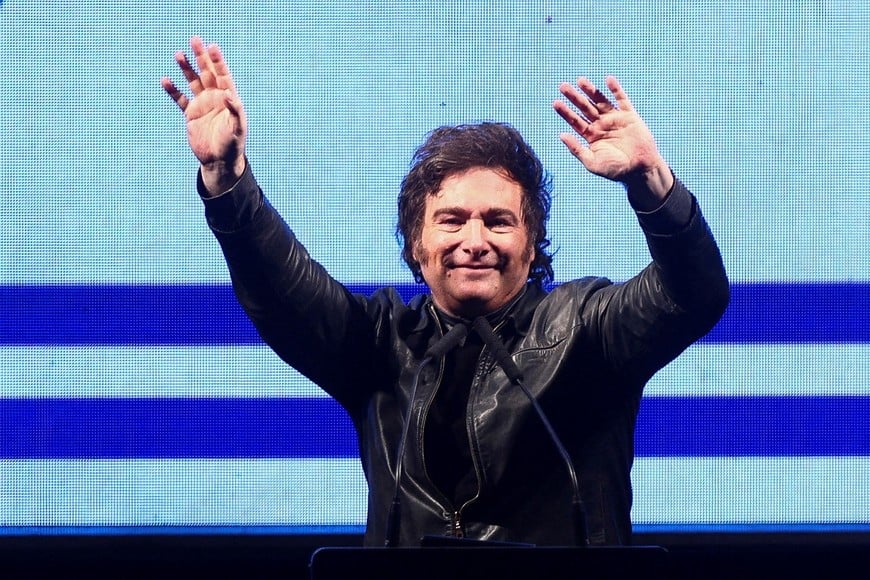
{"left": 451, "top": 264, "right": 497, "bottom": 271}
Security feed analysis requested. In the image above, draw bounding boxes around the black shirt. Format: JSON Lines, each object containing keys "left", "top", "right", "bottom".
{"left": 423, "top": 290, "right": 526, "bottom": 508}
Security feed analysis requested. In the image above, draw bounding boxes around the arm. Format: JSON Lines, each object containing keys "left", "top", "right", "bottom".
{"left": 162, "top": 38, "right": 385, "bottom": 399}
{"left": 590, "top": 187, "right": 729, "bottom": 383}
{"left": 206, "top": 169, "right": 386, "bottom": 397}
{"left": 553, "top": 77, "right": 729, "bottom": 380}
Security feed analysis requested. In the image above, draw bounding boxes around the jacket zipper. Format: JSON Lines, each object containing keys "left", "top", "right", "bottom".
{"left": 451, "top": 318, "right": 509, "bottom": 538}
{"left": 417, "top": 304, "right": 460, "bottom": 520}
{"left": 451, "top": 511, "right": 465, "bottom": 538}
{"left": 418, "top": 307, "right": 510, "bottom": 539}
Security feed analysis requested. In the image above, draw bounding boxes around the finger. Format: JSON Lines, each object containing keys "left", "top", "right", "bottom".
{"left": 558, "top": 81, "right": 603, "bottom": 123}
{"left": 559, "top": 133, "right": 593, "bottom": 168}
{"left": 224, "top": 92, "right": 247, "bottom": 135}
{"left": 173, "top": 51, "right": 205, "bottom": 99}
{"left": 191, "top": 36, "right": 219, "bottom": 89}
{"left": 576, "top": 77, "right": 616, "bottom": 113}
{"left": 604, "top": 75, "right": 635, "bottom": 113}
{"left": 208, "top": 43, "right": 238, "bottom": 93}
{"left": 161, "top": 77, "right": 189, "bottom": 112}
{"left": 553, "top": 98, "right": 591, "bottom": 137}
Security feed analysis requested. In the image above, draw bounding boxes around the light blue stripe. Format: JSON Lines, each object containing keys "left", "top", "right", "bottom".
{"left": 4, "top": 343, "right": 867, "bottom": 398}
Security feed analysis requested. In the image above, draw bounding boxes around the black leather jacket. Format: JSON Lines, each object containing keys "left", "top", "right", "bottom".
{"left": 203, "top": 165, "right": 729, "bottom": 547}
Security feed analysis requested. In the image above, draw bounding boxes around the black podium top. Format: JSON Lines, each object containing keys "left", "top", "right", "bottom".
{"left": 309, "top": 545, "right": 671, "bottom": 580}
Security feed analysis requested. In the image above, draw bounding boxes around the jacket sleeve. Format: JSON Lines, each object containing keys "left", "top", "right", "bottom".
{"left": 200, "top": 163, "right": 389, "bottom": 401}
{"left": 583, "top": 177, "right": 730, "bottom": 383}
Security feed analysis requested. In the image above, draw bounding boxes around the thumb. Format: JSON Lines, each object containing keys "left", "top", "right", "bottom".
{"left": 223, "top": 91, "right": 247, "bottom": 136}
{"left": 560, "top": 133, "right": 593, "bottom": 168}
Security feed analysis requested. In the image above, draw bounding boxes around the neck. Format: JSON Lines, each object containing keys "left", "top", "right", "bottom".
{"left": 435, "top": 285, "right": 528, "bottom": 325}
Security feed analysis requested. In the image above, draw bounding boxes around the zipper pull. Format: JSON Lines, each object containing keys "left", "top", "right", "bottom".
{"left": 451, "top": 511, "right": 465, "bottom": 538}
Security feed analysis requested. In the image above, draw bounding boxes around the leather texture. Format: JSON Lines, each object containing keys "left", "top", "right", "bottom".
{"left": 209, "top": 173, "right": 730, "bottom": 547}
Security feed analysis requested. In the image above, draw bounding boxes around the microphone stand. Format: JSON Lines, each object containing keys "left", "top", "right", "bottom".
{"left": 384, "top": 323, "right": 469, "bottom": 547}
{"left": 472, "top": 316, "right": 590, "bottom": 547}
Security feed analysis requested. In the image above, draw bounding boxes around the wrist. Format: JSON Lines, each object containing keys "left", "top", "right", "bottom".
{"left": 201, "top": 156, "right": 247, "bottom": 197}
{"left": 623, "top": 161, "right": 674, "bottom": 211}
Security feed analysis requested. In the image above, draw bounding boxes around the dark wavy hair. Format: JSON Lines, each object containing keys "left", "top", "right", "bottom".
{"left": 396, "top": 122, "right": 554, "bottom": 285}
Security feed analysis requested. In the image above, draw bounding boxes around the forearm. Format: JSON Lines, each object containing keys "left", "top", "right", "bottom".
{"left": 623, "top": 159, "right": 674, "bottom": 211}
{"left": 592, "top": 179, "right": 729, "bottom": 380}
{"left": 200, "top": 165, "right": 368, "bottom": 387}
{"left": 200, "top": 156, "right": 247, "bottom": 198}
{"left": 199, "top": 158, "right": 262, "bottom": 232}
{"left": 638, "top": 179, "right": 730, "bottom": 318}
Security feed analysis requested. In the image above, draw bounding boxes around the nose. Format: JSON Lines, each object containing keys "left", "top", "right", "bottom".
{"left": 461, "top": 219, "right": 489, "bottom": 257}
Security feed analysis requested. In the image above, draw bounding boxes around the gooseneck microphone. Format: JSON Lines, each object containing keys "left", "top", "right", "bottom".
{"left": 471, "top": 316, "right": 590, "bottom": 547}
{"left": 384, "top": 322, "right": 469, "bottom": 547}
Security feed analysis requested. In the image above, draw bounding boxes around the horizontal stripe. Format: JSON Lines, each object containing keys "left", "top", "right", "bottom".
{"left": 0, "top": 284, "right": 262, "bottom": 346}
{"left": 644, "top": 343, "right": 870, "bottom": 397}
{"left": 1, "top": 457, "right": 867, "bottom": 528}
{"left": 3, "top": 343, "right": 868, "bottom": 398}
{"left": 8, "top": 523, "right": 870, "bottom": 536}
{"left": 706, "top": 282, "right": 870, "bottom": 343}
{"left": 633, "top": 523, "right": 870, "bottom": 535}
{"left": 0, "top": 397, "right": 358, "bottom": 459}
{"left": 635, "top": 396, "right": 870, "bottom": 457}
{"left": 1, "top": 396, "right": 867, "bottom": 459}
{"left": 6, "top": 523, "right": 870, "bottom": 536}
{"left": 0, "top": 458, "right": 367, "bottom": 527}
{"left": 0, "top": 525, "right": 366, "bottom": 537}
{"left": 0, "top": 345, "right": 328, "bottom": 398}
{"left": 631, "top": 456, "right": 870, "bottom": 525}
{"left": 1, "top": 282, "right": 869, "bottom": 345}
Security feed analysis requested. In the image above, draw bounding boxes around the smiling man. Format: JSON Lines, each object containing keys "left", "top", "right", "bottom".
{"left": 162, "top": 37, "right": 729, "bottom": 547}
{"left": 414, "top": 166, "right": 530, "bottom": 318}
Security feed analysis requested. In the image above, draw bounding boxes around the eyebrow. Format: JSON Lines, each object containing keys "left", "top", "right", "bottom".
{"left": 431, "top": 206, "right": 520, "bottom": 222}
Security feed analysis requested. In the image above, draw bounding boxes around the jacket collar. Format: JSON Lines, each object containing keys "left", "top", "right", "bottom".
{"left": 408, "top": 281, "right": 547, "bottom": 339}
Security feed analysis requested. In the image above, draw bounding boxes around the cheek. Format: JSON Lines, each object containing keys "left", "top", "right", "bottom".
{"left": 416, "top": 231, "right": 452, "bottom": 267}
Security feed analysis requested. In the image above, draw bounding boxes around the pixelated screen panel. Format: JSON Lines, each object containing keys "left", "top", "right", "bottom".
{"left": 1, "top": 1, "right": 868, "bottom": 534}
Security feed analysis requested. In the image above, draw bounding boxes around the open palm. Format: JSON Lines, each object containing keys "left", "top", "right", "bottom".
{"left": 553, "top": 76, "right": 664, "bottom": 183}
{"left": 161, "top": 36, "right": 247, "bottom": 190}
{"left": 184, "top": 87, "right": 244, "bottom": 167}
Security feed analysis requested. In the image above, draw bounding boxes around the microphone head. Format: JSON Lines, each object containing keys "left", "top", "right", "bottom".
{"left": 471, "top": 316, "right": 494, "bottom": 337}
{"left": 423, "top": 322, "right": 468, "bottom": 359}
{"left": 472, "top": 316, "right": 524, "bottom": 383}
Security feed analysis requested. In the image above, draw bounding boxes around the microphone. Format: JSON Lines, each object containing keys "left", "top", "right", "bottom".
{"left": 471, "top": 316, "right": 590, "bottom": 547}
{"left": 384, "top": 322, "right": 469, "bottom": 547}
{"left": 423, "top": 322, "right": 470, "bottom": 360}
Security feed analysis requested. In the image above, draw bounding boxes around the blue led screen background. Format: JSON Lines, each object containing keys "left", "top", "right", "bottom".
{"left": 1, "top": 1, "right": 868, "bottom": 534}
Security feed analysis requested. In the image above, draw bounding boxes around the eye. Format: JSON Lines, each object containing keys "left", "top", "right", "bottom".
{"left": 436, "top": 216, "right": 464, "bottom": 231}
{"left": 486, "top": 218, "right": 515, "bottom": 233}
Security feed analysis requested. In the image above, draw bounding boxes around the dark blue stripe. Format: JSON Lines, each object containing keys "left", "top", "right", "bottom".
{"left": 635, "top": 395, "right": 870, "bottom": 457}
{"left": 704, "top": 282, "right": 870, "bottom": 343}
{"left": 1, "top": 396, "right": 867, "bottom": 459}
{"left": 0, "top": 397, "right": 358, "bottom": 459}
{"left": 1, "top": 282, "right": 869, "bottom": 345}
{"left": 0, "top": 284, "right": 263, "bottom": 346}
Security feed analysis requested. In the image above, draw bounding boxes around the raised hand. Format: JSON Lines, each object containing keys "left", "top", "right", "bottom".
{"left": 161, "top": 36, "right": 247, "bottom": 195}
{"left": 553, "top": 76, "right": 673, "bottom": 203}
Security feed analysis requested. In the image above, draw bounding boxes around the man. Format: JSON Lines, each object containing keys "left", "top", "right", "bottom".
{"left": 162, "top": 36, "right": 729, "bottom": 547}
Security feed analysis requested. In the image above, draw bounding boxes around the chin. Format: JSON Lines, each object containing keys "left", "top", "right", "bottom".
{"left": 445, "top": 294, "right": 502, "bottom": 318}
{"left": 450, "top": 286, "right": 498, "bottom": 305}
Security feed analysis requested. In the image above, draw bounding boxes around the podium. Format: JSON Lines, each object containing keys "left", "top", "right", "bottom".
{"left": 309, "top": 545, "right": 671, "bottom": 580}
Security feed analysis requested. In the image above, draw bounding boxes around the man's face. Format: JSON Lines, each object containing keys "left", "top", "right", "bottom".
{"left": 414, "top": 167, "right": 533, "bottom": 319}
